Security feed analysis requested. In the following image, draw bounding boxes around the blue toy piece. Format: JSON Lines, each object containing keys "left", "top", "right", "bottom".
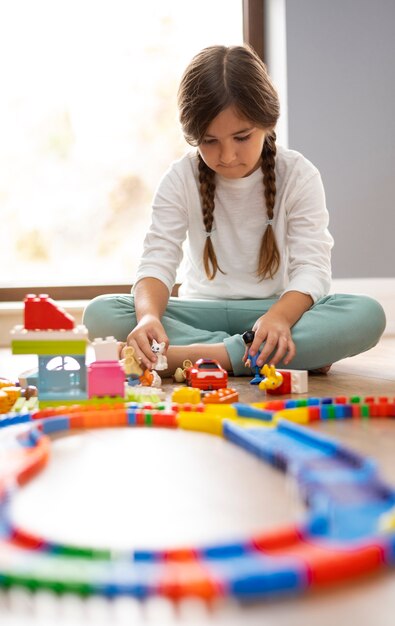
{"left": 242, "top": 329, "right": 264, "bottom": 385}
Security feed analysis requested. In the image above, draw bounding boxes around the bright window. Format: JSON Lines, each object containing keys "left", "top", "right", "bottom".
{"left": 0, "top": 0, "right": 243, "bottom": 288}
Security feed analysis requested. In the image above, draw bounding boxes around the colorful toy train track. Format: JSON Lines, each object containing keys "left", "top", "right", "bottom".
{"left": 1, "top": 395, "right": 395, "bottom": 600}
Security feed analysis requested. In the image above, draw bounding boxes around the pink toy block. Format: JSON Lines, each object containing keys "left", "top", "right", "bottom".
{"left": 24, "top": 294, "right": 75, "bottom": 331}
{"left": 87, "top": 361, "right": 125, "bottom": 398}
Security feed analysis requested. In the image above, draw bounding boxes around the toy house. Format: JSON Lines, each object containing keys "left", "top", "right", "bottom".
{"left": 11, "top": 294, "right": 125, "bottom": 406}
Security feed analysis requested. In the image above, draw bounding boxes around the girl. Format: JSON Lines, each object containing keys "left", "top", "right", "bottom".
{"left": 83, "top": 45, "right": 385, "bottom": 376}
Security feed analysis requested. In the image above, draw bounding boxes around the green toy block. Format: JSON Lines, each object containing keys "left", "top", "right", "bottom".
{"left": 12, "top": 340, "right": 87, "bottom": 356}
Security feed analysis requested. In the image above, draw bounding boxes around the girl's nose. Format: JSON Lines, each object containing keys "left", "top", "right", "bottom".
{"left": 219, "top": 142, "right": 236, "bottom": 164}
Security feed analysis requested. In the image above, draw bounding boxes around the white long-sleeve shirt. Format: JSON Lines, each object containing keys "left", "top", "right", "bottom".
{"left": 134, "top": 146, "right": 333, "bottom": 303}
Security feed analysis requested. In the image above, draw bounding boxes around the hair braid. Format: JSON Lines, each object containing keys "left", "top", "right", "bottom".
{"left": 257, "top": 131, "right": 280, "bottom": 279}
{"left": 198, "top": 154, "right": 224, "bottom": 280}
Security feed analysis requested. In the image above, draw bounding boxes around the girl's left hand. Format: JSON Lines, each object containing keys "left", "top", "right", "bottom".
{"left": 245, "top": 312, "right": 296, "bottom": 367}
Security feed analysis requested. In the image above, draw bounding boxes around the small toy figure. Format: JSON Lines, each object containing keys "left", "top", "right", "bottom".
{"left": 258, "top": 364, "right": 283, "bottom": 391}
{"left": 139, "top": 368, "right": 162, "bottom": 388}
{"left": 173, "top": 359, "right": 193, "bottom": 383}
{"left": 151, "top": 339, "right": 168, "bottom": 371}
{"left": 242, "top": 330, "right": 263, "bottom": 385}
{"left": 121, "top": 346, "right": 143, "bottom": 386}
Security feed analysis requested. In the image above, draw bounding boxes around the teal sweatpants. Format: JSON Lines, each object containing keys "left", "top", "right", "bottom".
{"left": 82, "top": 294, "right": 386, "bottom": 375}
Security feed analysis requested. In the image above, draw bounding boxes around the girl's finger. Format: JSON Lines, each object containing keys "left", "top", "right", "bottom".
{"left": 267, "top": 336, "right": 290, "bottom": 366}
{"left": 283, "top": 339, "right": 296, "bottom": 365}
{"left": 256, "top": 335, "right": 278, "bottom": 366}
{"left": 129, "top": 336, "right": 155, "bottom": 370}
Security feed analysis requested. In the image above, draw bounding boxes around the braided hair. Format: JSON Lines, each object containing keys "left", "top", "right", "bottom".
{"left": 178, "top": 45, "right": 280, "bottom": 280}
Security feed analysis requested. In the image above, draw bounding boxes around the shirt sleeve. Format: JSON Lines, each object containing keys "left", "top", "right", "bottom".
{"left": 282, "top": 170, "right": 334, "bottom": 302}
{"left": 133, "top": 165, "right": 189, "bottom": 294}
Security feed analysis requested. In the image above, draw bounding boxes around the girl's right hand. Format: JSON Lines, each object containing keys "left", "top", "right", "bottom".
{"left": 122, "top": 315, "right": 169, "bottom": 370}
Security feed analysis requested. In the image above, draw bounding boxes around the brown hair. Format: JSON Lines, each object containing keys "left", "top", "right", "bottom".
{"left": 178, "top": 45, "right": 280, "bottom": 280}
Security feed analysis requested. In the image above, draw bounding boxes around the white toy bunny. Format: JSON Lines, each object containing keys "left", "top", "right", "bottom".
{"left": 151, "top": 339, "right": 168, "bottom": 371}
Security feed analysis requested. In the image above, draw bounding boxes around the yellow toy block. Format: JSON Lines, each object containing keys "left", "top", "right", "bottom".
{"left": 273, "top": 407, "right": 311, "bottom": 425}
{"left": 228, "top": 417, "right": 274, "bottom": 429}
{"left": 203, "top": 404, "right": 238, "bottom": 418}
{"left": 171, "top": 387, "right": 201, "bottom": 404}
{"left": 178, "top": 411, "right": 224, "bottom": 436}
{"left": 0, "top": 386, "right": 21, "bottom": 413}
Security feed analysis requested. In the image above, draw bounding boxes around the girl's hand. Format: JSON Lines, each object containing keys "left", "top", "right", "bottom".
{"left": 123, "top": 315, "right": 169, "bottom": 370}
{"left": 246, "top": 313, "right": 296, "bottom": 368}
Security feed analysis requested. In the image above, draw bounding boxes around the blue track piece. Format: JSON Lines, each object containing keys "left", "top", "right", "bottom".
{"left": 0, "top": 413, "right": 32, "bottom": 429}
{"left": 307, "top": 398, "right": 321, "bottom": 406}
{"left": 232, "top": 403, "right": 274, "bottom": 421}
{"left": 134, "top": 550, "right": 160, "bottom": 563}
{"left": 28, "top": 428, "right": 44, "bottom": 445}
{"left": 126, "top": 408, "right": 137, "bottom": 425}
{"left": 200, "top": 541, "right": 249, "bottom": 560}
{"left": 223, "top": 422, "right": 275, "bottom": 463}
{"left": 277, "top": 420, "right": 345, "bottom": 455}
{"left": 107, "top": 562, "right": 160, "bottom": 598}
{"left": 208, "top": 553, "right": 307, "bottom": 599}
{"left": 309, "top": 498, "right": 395, "bottom": 541}
{"left": 41, "top": 416, "right": 71, "bottom": 435}
{"left": 296, "top": 455, "right": 377, "bottom": 486}
{"left": 224, "top": 421, "right": 335, "bottom": 469}
{"left": 333, "top": 404, "right": 352, "bottom": 419}
{"left": 225, "top": 415, "right": 395, "bottom": 543}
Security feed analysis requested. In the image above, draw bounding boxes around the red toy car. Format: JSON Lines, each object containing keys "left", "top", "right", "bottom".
{"left": 185, "top": 358, "right": 228, "bottom": 390}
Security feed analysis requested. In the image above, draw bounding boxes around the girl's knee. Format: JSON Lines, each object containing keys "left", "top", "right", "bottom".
{"left": 346, "top": 294, "right": 386, "bottom": 347}
{"left": 83, "top": 295, "right": 112, "bottom": 340}
{"left": 83, "top": 294, "right": 135, "bottom": 341}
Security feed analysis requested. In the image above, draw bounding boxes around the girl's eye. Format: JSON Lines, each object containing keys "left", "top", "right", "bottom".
{"left": 202, "top": 138, "right": 217, "bottom": 145}
{"left": 235, "top": 134, "right": 251, "bottom": 142}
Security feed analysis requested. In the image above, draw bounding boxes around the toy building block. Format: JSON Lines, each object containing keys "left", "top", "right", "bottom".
{"left": 88, "top": 361, "right": 125, "bottom": 398}
{"left": 265, "top": 371, "right": 291, "bottom": 395}
{"left": 24, "top": 294, "right": 75, "bottom": 330}
{"left": 11, "top": 325, "right": 89, "bottom": 357}
{"left": 289, "top": 370, "right": 308, "bottom": 394}
{"left": 38, "top": 355, "right": 88, "bottom": 403}
{"left": 258, "top": 365, "right": 284, "bottom": 393}
{"left": 0, "top": 386, "right": 21, "bottom": 413}
{"left": 171, "top": 387, "right": 202, "bottom": 405}
{"left": 203, "top": 388, "right": 239, "bottom": 404}
{"left": 259, "top": 367, "right": 308, "bottom": 395}
{"left": 92, "top": 337, "right": 119, "bottom": 361}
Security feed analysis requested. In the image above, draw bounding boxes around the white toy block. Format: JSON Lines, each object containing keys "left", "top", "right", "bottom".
{"left": 92, "top": 336, "right": 119, "bottom": 361}
{"left": 290, "top": 370, "right": 308, "bottom": 393}
{"left": 10, "top": 324, "right": 89, "bottom": 341}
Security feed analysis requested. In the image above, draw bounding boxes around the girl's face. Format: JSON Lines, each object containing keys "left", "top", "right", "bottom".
{"left": 198, "top": 106, "right": 269, "bottom": 179}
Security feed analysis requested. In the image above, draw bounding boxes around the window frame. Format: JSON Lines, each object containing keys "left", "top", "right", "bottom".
{"left": 0, "top": 1, "right": 264, "bottom": 302}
